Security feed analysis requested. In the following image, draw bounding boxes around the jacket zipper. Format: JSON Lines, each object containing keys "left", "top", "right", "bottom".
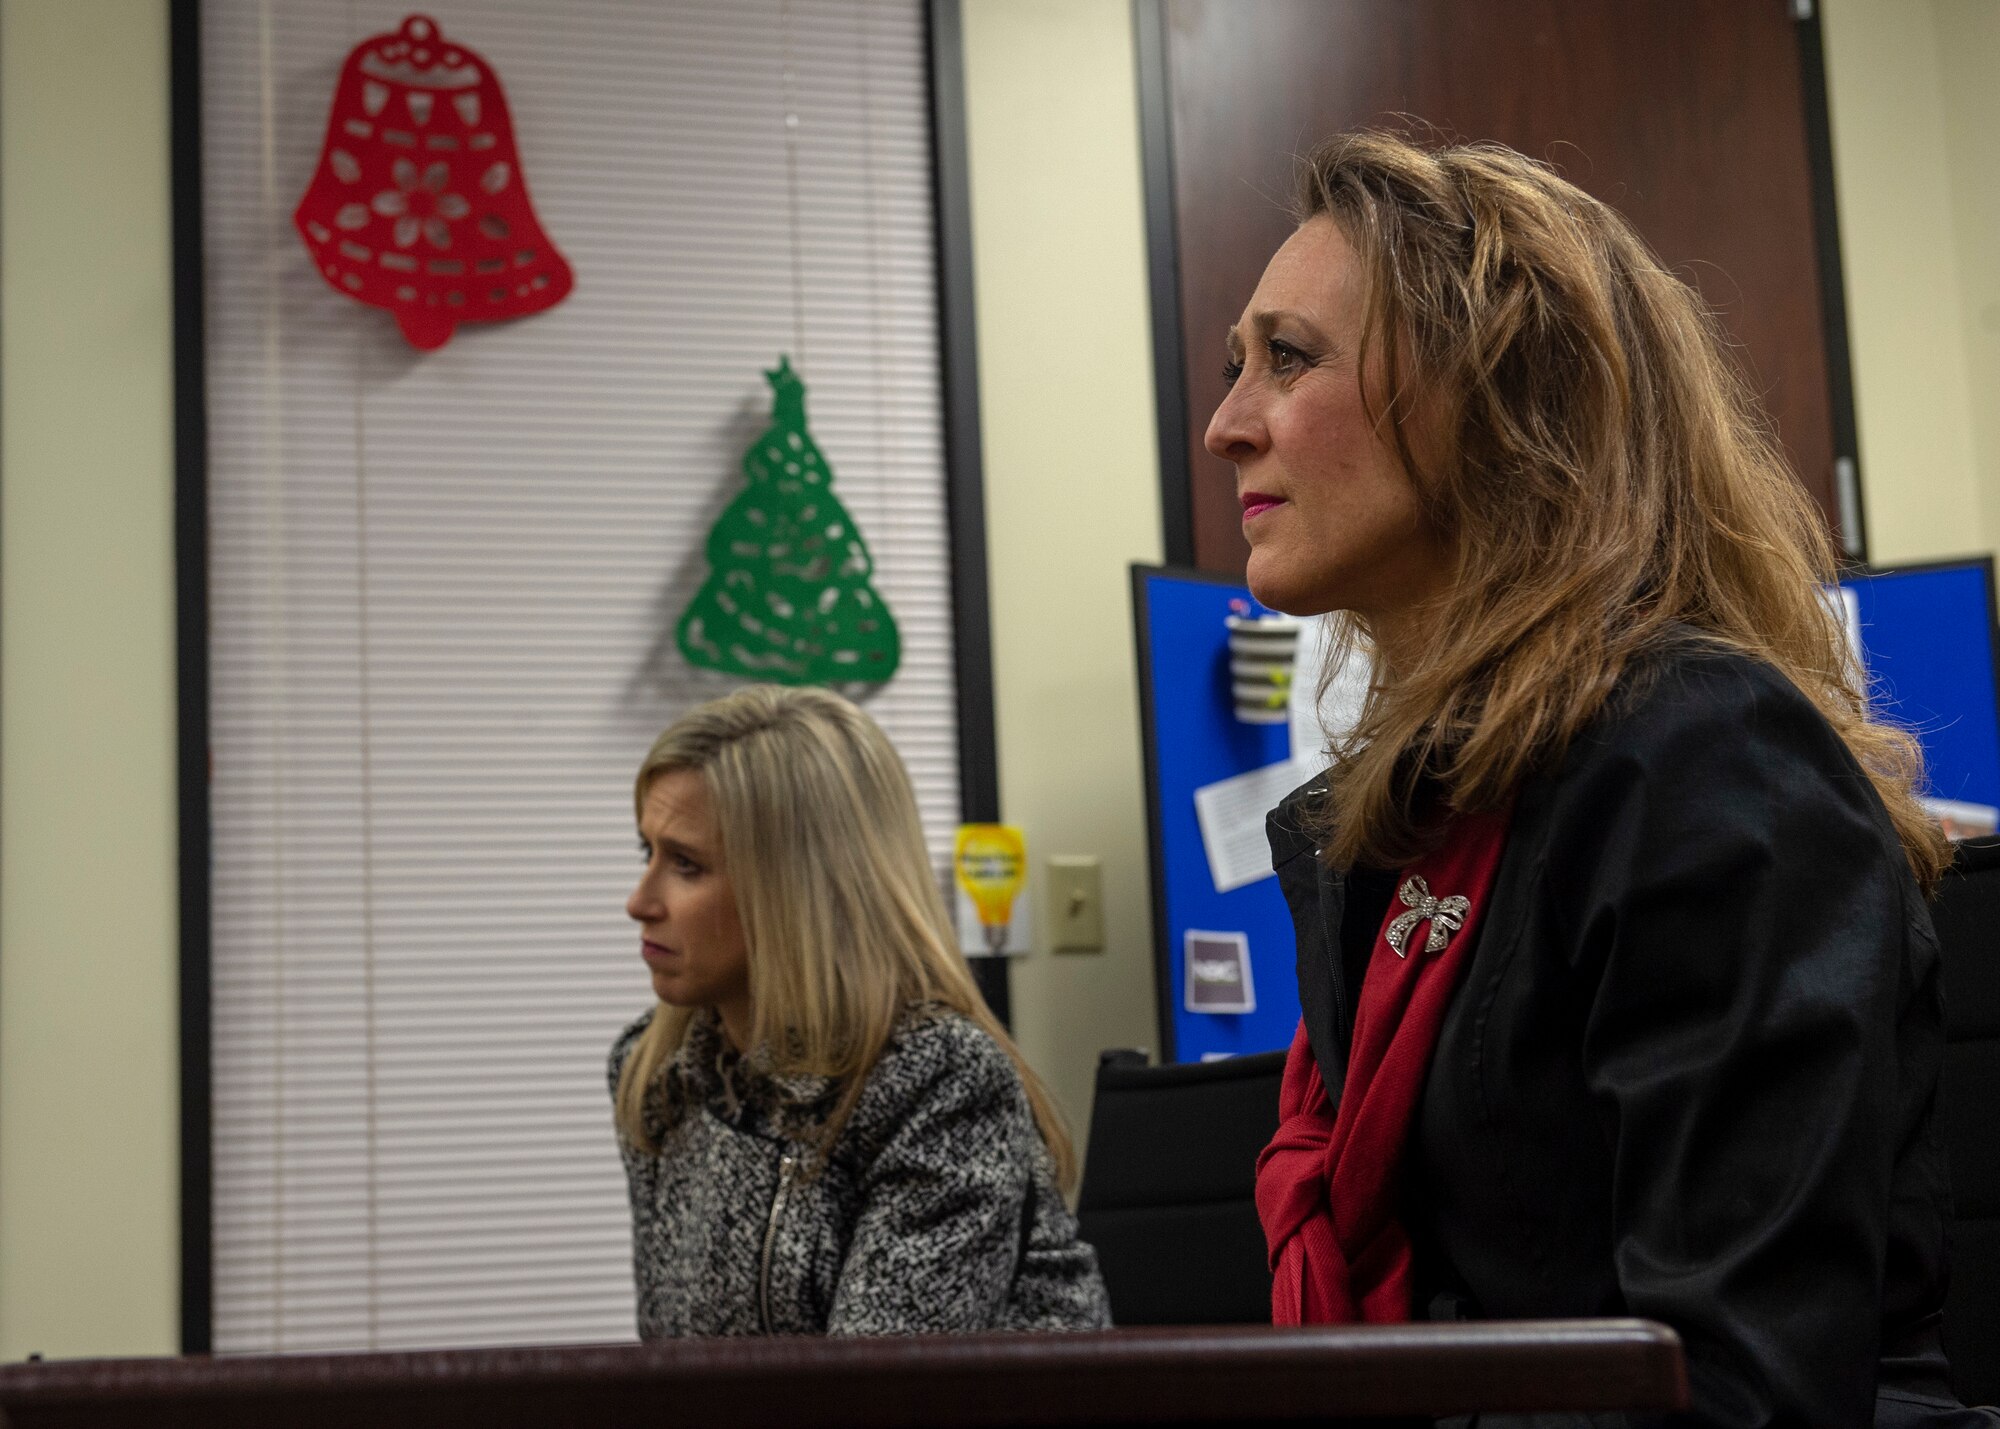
{"left": 757, "top": 1151, "right": 797, "bottom": 1334}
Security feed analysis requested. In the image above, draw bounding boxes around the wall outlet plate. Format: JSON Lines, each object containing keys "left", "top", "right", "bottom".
{"left": 1047, "top": 855, "right": 1104, "bottom": 952}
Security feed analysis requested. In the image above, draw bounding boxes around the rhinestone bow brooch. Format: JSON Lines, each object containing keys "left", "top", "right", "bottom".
{"left": 1383, "top": 875, "right": 1470, "bottom": 959}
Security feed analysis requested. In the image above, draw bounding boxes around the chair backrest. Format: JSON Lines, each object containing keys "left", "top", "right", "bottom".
{"left": 1931, "top": 836, "right": 2000, "bottom": 1407}
{"left": 1076, "top": 1049, "right": 1285, "bottom": 1325}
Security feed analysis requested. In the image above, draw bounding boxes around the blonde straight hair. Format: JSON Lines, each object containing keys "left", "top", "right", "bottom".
{"left": 612, "top": 685, "right": 1076, "bottom": 1189}
{"left": 1294, "top": 131, "right": 1949, "bottom": 890}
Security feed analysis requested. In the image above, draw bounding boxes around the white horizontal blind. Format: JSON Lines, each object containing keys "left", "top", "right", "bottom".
{"left": 203, "top": 0, "right": 958, "bottom": 1351}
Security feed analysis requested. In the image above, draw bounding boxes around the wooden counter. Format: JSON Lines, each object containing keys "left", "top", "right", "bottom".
{"left": 0, "top": 1318, "right": 1685, "bottom": 1428}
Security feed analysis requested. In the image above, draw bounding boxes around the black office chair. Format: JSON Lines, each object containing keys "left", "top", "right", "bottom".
{"left": 1932, "top": 836, "right": 2000, "bottom": 1406}
{"left": 1075, "top": 1048, "right": 1285, "bottom": 1324}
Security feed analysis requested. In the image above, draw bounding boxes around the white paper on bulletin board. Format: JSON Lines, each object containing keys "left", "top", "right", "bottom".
{"left": 1193, "top": 758, "right": 1315, "bottom": 894}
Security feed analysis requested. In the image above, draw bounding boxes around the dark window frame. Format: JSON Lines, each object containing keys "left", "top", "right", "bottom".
{"left": 169, "top": 0, "right": 1000, "bottom": 1352}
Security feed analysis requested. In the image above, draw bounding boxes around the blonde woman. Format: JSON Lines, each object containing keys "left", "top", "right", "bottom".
{"left": 608, "top": 686, "right": 1109, "bottom": 1338}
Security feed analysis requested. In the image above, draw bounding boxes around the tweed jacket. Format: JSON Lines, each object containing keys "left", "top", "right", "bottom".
{"left": 608, "top": 1003, "right": 1110, "bottom": 1338}
{"left": 1270, "top": 640, "right": 1994, "bottom": 1427}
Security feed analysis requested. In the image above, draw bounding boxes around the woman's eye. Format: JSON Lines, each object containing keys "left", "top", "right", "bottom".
{"left": 1267, "top": 339, "right": 1308, "bottom": 374}
{"left": 637, "top": 839, "right": 653, "bottom": 863}
{"left": 672, "top": 854, "right": 702, "bottom": 876}
{"left": 1221, "top": 357, "right": 1244, "bottom": 387}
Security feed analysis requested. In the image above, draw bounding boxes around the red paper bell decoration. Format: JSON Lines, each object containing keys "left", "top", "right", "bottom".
{"left": 294, "top": 14, "right": 572, "bottom": 350}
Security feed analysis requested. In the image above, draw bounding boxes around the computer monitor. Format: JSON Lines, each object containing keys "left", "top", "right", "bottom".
{"left": 1838, "top": 556, "right": 2000, "bottom": 828}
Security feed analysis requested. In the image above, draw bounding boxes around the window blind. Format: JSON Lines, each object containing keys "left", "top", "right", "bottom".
{"left": 201, "top": 0, "right": 958, "bottom": 1351}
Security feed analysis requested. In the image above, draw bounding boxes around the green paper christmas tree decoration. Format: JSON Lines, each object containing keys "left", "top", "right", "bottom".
{"left": 677, "top": 358, "right": 901, "bottom": 685}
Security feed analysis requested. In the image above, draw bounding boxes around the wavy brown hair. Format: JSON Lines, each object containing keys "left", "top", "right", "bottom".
{"left": 1293, "top": 130, "right": 1948, "bottom": 889}
{"left": 613, "top": 686, "right": 1076, "bottom": 1189}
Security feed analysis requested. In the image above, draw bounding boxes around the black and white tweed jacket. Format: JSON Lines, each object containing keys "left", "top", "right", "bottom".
{"left": 608, "top": 1003, "right": 1111, "bottom": 1338}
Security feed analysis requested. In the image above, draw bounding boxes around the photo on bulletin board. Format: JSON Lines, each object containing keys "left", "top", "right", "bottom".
{"left": 1183, "top": 930, "right": 1256, "bottom": 1014}
{"left": 1132, "top": 564, "right": 1309, "bottom": 1063}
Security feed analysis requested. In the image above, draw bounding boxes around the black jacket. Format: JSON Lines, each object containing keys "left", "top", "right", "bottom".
{"left": 1268, "top": 641, "right": 1994, "bottom": 1428}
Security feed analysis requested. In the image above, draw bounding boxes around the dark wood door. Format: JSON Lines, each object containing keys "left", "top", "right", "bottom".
{"left": 1155, "top": 0, "right": 1844, "bottom": 577}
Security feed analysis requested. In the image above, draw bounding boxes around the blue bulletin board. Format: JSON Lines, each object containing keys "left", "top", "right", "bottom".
{"left": 1132, "top": 556, "right": 2000, "bottom": 1065}
{"left": 1131, "top": 565, "right": 1302, "bottom": 1062}
{"left": 1840, "top": 557, "right": 2000, "bottom": 810}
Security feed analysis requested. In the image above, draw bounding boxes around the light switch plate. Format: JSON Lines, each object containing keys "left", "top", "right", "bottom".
{"left": 1047, "top": 855, "right": 1104, "bottom": 952}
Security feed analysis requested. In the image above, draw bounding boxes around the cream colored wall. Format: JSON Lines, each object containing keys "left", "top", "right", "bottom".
{"left": 1932, "top": 0, "right": 2000, "bottom": 555}
{"left": 0, "top": 0, "right": 182, "bottom": 1359}
{"left": 959, "top": 0, "right": 1162, "bottom": 1140}
{"left": 1821, "top": 0, "right": 1991, "bottom": 563}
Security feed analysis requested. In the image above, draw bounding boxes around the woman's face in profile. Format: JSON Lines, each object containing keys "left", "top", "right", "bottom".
{"left": 1204, "top": 216, "right": 1450, "bottom": 628}
{"left": 627, "top": 769, "right": 751, "bottom": 1017}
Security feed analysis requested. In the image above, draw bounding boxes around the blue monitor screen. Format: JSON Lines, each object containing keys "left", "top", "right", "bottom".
{"left": 1839, "top": 560, "right": 2000, "bottom": 812}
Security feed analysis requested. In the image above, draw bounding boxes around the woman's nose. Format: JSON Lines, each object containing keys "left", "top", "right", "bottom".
{"left": 1204, "top": 384, "right": 1263, "bottom": 464}
{"left": 626, "top": 873, "right": 662, "bottom": 924}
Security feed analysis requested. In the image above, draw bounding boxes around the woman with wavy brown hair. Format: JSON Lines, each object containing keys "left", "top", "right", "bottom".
{"left": 1217, "top": 131, "right": 1993, "bottom": 1426}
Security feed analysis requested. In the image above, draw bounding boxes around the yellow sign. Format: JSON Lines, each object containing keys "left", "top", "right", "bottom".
{"left": 954, "top": 823, "right": 1026, "bottom": 954}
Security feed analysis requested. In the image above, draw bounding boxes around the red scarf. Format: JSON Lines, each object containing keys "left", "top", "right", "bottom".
{"left": 1254, "top": 804, "right": 1512, "bottom": 1324}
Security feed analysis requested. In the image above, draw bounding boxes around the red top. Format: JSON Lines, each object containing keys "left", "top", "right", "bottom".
{"left": 1255, "top": 804, "right": 1513, "bottom": 1324}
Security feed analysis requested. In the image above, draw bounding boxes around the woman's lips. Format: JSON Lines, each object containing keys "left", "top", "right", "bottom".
{"left": 641, "top": 940, "right": 676, "bottom": 968}
{"left": 1241, "top": 492, "right": 1286, "bottom": 521}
